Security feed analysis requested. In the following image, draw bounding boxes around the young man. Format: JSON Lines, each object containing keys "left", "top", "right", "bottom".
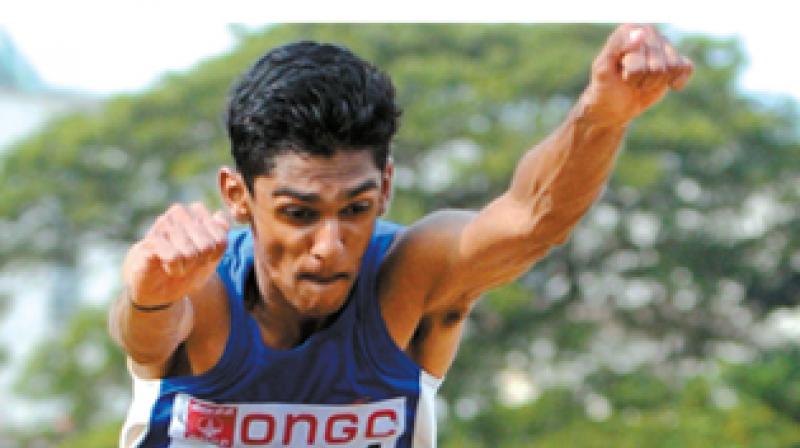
{"left": 110, "top": 24, "right": 692, "bottom": 447}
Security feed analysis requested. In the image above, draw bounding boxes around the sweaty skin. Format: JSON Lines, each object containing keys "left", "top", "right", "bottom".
{"left": 109, "top": 24, "right": 693, "bottom": 381}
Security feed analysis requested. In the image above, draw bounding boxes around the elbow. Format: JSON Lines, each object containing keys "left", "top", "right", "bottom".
{"left": 114, "top": 317, "right": 184, "bottom": 369}
{"left": 121, "top": 323, "right": 186, "bottom": 367}
{"left": 520, "top": 176, "right": 603, "bottom": 245}
{"left": 121, "top": 325, "right": 183, "bottom": 367}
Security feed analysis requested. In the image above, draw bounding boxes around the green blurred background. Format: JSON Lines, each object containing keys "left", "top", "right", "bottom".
{"left": 1, "top": 24, "right": 799, "bottom": 447}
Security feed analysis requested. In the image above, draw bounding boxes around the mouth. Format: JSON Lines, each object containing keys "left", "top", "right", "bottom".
{"left": 297, "top": 272, "right": 351, "bottom": 285}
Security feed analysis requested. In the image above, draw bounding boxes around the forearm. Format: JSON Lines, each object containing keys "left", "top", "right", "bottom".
{"left": 108, "top": 287, "right": 193, "bottom": 366}
{"left": 507, "top": 90, "right": 628, "bottom": 245}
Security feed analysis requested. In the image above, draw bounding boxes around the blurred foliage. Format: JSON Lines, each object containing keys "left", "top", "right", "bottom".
{"left": 14, "top": 307, "right": 128, "bottom": 429}
{"left": 0, "top": 292, "right": 8, "bottom": 365}
{"left": 440, "top": 370, "right": 800, "bottom": 447}
{"left": 725, "top": 346, "right": 800, "bottom": 422}
{"left": 56, "top": 420, "right": 122, "bottom": 448}
{"left": 1, "top": 23, "right": 799, "bottom": 445}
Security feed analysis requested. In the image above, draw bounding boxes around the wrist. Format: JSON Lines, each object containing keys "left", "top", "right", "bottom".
{"left": 576, "top": 83, "right": 634, "bottom": 129}
{"left": 126, "top": 289, "right": 174, "bottom": 312}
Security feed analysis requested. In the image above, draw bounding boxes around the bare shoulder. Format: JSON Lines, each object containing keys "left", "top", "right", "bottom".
{"left": 381, "top": 210, "right": 477, "bottom": 303}
{"left": 377, "top": 209, "right": 475, "bottom": 350}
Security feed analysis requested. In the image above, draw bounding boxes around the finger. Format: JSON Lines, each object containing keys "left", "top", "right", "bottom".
{"left": 142, "top": 214, "right": 185, "bottom": 276}
{"left": 621, "top": 42, "right": 648, "bottom": 84}
{"left": 670, "top": 56, "right": 694, "bottom": 91}
{"left": 662, "top": 44, "right": 683, "bottom": 89}
{"left": 606, "top": 24, "right": 647, "bottom": 61}
{"left": 163, "top": 209, "right": 201, "bottom": 264}
{"left": 212, "top": 209, "right": 233, "bottom": 233}
{"left": 145, "top": 213, "right": 169, "bottom": 239}
{"left": 127, "top": 239, "right": 162, "bottom": 276}
{"left": 189, "top": 203, "right": 229, "bottom": 257}
{"left": 593, "top": 24, "right": 646, "bottom": 80}
{"left": 641, "top": 37, "right": 669, "bottom": 92}
{"left": 184, "top": 202, "right": 219, "bottom": 253}
{"left": 147, "top": 232, "right": 185, "bottom": 277}
{"left": 189, "top": 203, "right": 224, "bottom": 239}
{"left": 663, "top": 43, "right": 681, "bottom": 69}
{"left": 172, "top": 204, "right": 222, "bottom": 264}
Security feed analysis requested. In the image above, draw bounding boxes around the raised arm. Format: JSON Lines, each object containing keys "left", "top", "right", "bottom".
{"left": 108, "top": 202, "right": 229, "bottom": 378}
{"left": 379, "top": 25, "right": 693, "bottom": 373}
{"left": 482, "top": 23, "right": 694, "bottom": 263}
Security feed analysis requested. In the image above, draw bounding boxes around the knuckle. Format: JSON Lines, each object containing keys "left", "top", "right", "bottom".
{"left": 163, "top": 253, "right": 180, "bottom": 265}
{"left": 215, "top": 237, "right": 228, "bottom": 250}
{"left": 198, "top": 242, "right": 215, "bottom": 256}
{"left": 140, "top": 241, "right": 158, "bottom": 257}
{"left": 134, "top": 241, "right": 158, "bottom": 261}
{"left": 184, "top": 247, "right": 200, "bottom": 259}
{"left": 168, "top": 203, "right": 184, "bottom": 214}
{"left": 187, "top": 203, "right": 203, "bottom": 220}
{"left": 171, "top": 247, "right": 188, "bottom": 259}
{"left": 212, "top": 221, "right": 229, "bottom": 236}
{"left": 154, "top": 214, "right": 170, "bottom": 228}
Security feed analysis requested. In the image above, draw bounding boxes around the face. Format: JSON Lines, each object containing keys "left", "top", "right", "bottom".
{"left": 220, "top": 150, "right": 392, "bottom": 318}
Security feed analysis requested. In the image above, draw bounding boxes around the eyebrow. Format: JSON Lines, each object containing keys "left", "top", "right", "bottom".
{"left": 272, "top": 179, "right": 379, "bottom": 202}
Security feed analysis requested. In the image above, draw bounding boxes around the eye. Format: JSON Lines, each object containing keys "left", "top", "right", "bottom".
{"left": 280, "top": 206, "right": 319, "bottom": 223}
{"left": 340, "top": 201, "right": 372, "bottom": 217}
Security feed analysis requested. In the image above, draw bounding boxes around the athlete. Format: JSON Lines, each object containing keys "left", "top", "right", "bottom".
{"left": 109, "top": 24, "right": 693, "bottom": 447}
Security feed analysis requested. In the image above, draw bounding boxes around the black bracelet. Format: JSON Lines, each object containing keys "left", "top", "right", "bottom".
{"left": 128, "top": 293, "right": 174, "bottom": 312}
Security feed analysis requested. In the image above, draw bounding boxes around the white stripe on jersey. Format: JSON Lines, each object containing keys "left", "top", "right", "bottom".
{"left": 412, "top": 371, "right": 443, "bottom": 448}
{"left": 120, "top": 361, "right": 162, "bottom": 448}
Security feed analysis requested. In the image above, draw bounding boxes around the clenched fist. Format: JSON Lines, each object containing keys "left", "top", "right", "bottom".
{"left": 584, "top": 24, "right": 694, "bottom": 126}
{"left": 123, "top": 202, "right": 230, "bottom": 309}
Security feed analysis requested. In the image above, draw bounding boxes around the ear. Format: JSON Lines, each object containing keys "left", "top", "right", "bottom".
{"left": 218, "top": 166, "right": 252, "bottom": 224}
{"left": 378, "top": 160, "right": 394, "bottom": 216}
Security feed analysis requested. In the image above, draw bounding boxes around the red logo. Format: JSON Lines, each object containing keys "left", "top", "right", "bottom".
{"left": 185, "top": 398, "right": 237, "bottom": 447}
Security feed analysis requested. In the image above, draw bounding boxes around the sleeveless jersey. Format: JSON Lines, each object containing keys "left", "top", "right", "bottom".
{"left": 120, "top": 220, "right": 443, "bottom": 448}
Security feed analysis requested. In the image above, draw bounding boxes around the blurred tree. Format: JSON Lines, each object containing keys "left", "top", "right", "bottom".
{"left": 1, "top": 23, "right": 798, "bottom": 444}
{"left": 725, "top": 346, "right": 800, "bottom": 421}
{"left": 441, "top": 376, "right": 800, "bottom": 447}
{"left": 0, "top": 292, "right": 9, "bottom": 365}
{"left": 14, "top": 307, "right": 128, "bottom": 432}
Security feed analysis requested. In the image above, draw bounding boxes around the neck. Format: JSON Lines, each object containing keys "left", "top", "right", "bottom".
{"left": 246, "top": 269, "right": 334, "bottom": 350}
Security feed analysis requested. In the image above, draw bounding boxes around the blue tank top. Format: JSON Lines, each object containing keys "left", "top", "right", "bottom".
{"left": 120, "top": 220, "right": 443, "bottom": 448}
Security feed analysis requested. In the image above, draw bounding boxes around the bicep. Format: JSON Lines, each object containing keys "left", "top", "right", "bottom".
{"left": 378, "top": 205, "right": 552, "bottom": 374}
{"left": 436, "top": 195, "right": 554, "bottom": 304}
{"left": 383, "top": 200, "right": 553, "bottom": 316}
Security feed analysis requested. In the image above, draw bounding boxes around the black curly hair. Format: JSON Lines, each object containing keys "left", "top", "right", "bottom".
{"left": 225, "top": 41, "right": 402, "bottom": 192}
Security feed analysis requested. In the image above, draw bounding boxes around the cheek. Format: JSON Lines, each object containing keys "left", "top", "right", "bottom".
{"left": 344, "top": 223, "right": 375, "bottom": 259}
{"left": 253, "top": 225, "right": 304, "bottom": 279}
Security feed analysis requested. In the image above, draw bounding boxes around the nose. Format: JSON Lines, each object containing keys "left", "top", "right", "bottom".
{"left": 310, "top": 219, "right": 344, "bottom": 263}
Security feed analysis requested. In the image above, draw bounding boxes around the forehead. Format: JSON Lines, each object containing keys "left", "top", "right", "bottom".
{"left": 255, "top": 150, "right": 381, "bottom": 194}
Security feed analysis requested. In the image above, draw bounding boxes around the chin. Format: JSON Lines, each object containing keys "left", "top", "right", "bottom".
{"left": 292, "top": 283, "right": 351, "bottom": 317}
